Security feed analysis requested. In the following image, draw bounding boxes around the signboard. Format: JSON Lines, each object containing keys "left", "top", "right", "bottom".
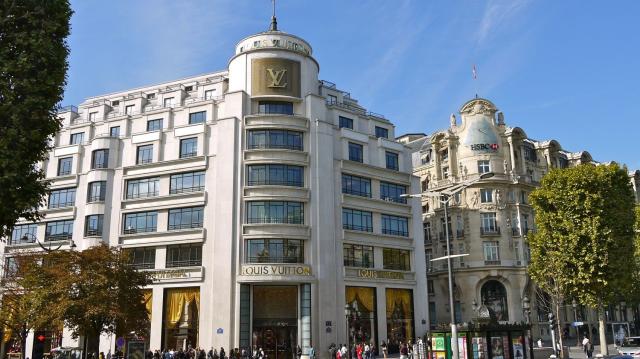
{"left": 149, "top": 267, "right": 203, "bottom": 282}
{"left": 240, "top": 264, "right": 311, "bottom": 277}
{"left": 216, "top": 328, "right": 223, "bottom": 334}
{"left": 251, "top": 58, "right": 301, "bottom": 97}
{"left": 572, "top": 321, "right": 584, "bottom": 327}
{"left": 357, "top": 269, "right": 404, "bottom": 280}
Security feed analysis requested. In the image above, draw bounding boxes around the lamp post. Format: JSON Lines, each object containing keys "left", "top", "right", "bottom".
{"left": 522, "top": 295, "right": 534, "bottom": 359}
{"left": 403, "top": 172, "right": 494, "bottom": 359}
{"left": 572, "top": 299, "right": 580, "bottom": 348}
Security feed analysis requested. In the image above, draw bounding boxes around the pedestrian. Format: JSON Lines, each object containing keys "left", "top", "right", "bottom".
{"left": 582, "top": 335, "right": 589, "bottom": 350}
{"left": 208, "top": 348, "right": 214, "bottom": 359}
{"left": 308, "top": 344, "right": 315, "bottom": 359}
{"left": 220, "top": 348, "right": 226, "bottom": 359}
{"left": 213, "top": 350, "right": 218, "bottom": 359}
{"left": 400, "top": 342, "right": 408, "bottom": 359}
{"left": 380, "top": 342, "right": 387, "bottom": 359}
{"left": 340, "top": 344, "right": 347, "bottom": 359}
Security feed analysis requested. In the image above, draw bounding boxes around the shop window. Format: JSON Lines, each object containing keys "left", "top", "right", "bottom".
{"left": 481, "top": 280, "right": 509, "bottom": 321}
{"left": 346, "top": 287, "right": 378, "bottom": 349}
{"left": 385, "top": 288, "right": 414, "bottom": 354}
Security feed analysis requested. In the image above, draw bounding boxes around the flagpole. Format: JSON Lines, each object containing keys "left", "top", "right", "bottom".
{"left": 472, "top": 64, "right": 479, "bottom": 98}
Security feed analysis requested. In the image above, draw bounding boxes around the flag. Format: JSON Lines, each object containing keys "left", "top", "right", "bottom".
{"left": 472, "top": 65, "right": 478, "bottom": 80}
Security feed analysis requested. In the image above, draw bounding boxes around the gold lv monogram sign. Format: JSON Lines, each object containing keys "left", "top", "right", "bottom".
{"left": 266, "top": 68, "right": 287, "bottom": 88}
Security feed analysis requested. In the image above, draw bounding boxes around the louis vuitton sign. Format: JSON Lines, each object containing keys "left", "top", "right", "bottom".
{"left": 252, "top": 58, "right": 301, "bottom": 97}
{"left": 241, "top": 264, "right": 311, "bottom": 277}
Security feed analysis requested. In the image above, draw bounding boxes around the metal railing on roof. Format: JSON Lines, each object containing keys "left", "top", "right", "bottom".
{"left": 57, "top": 105, "right": 78, "bottom": 113}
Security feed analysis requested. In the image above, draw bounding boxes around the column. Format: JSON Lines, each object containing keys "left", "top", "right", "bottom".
{"left": 507, "top": 139, "right": 516, "bottom": 176}
{"left": 300, "top": 284, "right": 312, "bottom": 352}
{"left": 149, "top": 286, "right": 164, "bottom": 351}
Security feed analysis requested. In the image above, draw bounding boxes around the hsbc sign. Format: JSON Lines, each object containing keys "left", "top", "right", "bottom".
{"left": 470, "top": 143, "right": 499, "bottom": 151}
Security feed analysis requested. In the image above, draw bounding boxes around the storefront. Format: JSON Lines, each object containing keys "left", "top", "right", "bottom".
{"left": 252, "top": 286, "right": 298, "bottom": 359}
{"left": 162, "top": 288, "right": 200, "bottom": 350}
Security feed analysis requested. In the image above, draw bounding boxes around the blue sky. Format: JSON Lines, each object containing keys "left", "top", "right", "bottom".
{"left": 64, "top": 0, "right": 639, "bottom": 169}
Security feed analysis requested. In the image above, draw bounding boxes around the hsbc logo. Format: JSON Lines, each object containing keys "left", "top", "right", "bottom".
{"left": 471, "top": 143, "right": 499, "bottom": 151}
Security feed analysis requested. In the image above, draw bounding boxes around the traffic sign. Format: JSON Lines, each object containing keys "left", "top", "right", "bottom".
{"left": 572, "top": 322, "right": 584, "bottom": 327}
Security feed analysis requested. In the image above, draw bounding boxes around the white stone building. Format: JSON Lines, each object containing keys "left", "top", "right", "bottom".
{"left": 2, "top": 18, "right": 428, "bottom": 359}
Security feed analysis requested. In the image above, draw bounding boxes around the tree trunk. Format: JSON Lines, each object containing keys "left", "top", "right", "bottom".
{"left": 598, "top": 306, "right": 608, "bottom": 355}
{"left": 555, "top": 300, "right": 565, "bottom": 358}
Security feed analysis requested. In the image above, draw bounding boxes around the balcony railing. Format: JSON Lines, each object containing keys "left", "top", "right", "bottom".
{"left": 248, "top": 179, "right": 304, "bottom": 187}
{"left": 85, "top": 229, "right": 102, "bottom": 236}
{"left": 247, "top": 256, "right": 303, "bottom": 264}
{"left": 9, "top": 236, "right": 36, "bottom": 245}
{"left": 123, "top": 226, "right": 156, "bottom": 235}
{"left": 343, "top": 223, "right": 373, "bottom": 232}
{"left": 166, "top": 259, "right": 201, "bottom": 268}
{"left": 380, "top": 196, "right": 407, "bottom": 204}
{"left": 247, "top": 143, "right": 304, "bottom": 151}
{"left": 342, "top": 189, "right": 372, "bottom": 198}
{"left": 169, "top": 186, "right": 204, "bottom": 194}
{"left": 382, "top": 228, "right": 409, "bottom": 237}
{"left": 383, "top": 264, "right": 409, "bottom": 271}
{"left": 247, "top": 217, "right": 304, "bottom": 225}
{"left": 438, "top": 232, "right": 453, "bottom": 241}
{"left": 512, "top": 228, "right": 521, "bottom": 237}
{"left": 480, "top": 226, "right": 501, "bottom": 236}
{"left": 44, "top": 233, "right": 72, "bottom": 241}
{"left": 48, "top": 201, "right": 75, "bottom": 209}
{"left": 168, "top": 222, "right": 203, "bottom": 231}
{"left": 126, "top": 191, "right": 159, "bottom": 200}
{"left": 456, "top": 229, "right": 465, "bottom": 238}
{"left": 137, "top": 158, "right": 153, "bottom": 165}
{"left": 180, "top": 151, "right": 198, "bottom": 159}
{"left": 129, "top": 262, "right": 155, "bottom": 270}
{"left": 484, "top": 260, "right": 501, "bottom": 265}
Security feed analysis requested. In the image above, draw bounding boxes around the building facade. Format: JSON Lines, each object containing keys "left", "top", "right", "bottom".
{"left": 399, "top": 97, "right": 640, "bottom": 341}
{"left": 1, "top": 20, "right": 428, "bottom": 359}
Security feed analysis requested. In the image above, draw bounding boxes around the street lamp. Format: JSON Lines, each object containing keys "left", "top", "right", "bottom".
{"left": 522, "top": 295, "right": 534, "bottom": 359}
{"left": 403, "top": 172, "right": 494, "bottom": 359}
{"left": 572, "top": 299, "right": 580, "bottom": 348}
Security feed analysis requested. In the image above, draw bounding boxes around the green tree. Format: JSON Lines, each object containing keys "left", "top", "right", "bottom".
{"left": 529, "top": 163, "right": 636, "bottom": 356}
{"left": 61, "top": 245, "right": 153, "bottom": 357}
{"left": 0, "top": 251, "right": 71, "bottom": 359}
{"left": 0, "top": 0, "right": 72, "bottom": 238}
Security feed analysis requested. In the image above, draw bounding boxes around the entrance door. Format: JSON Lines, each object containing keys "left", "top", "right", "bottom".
{"left": 252, "top": 286, "right": 298, "bottom": 359}
{"left": 253, "top": 326, "right": 296, "bottom": 359}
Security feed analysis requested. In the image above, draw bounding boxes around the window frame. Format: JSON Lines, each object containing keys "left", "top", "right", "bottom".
{"left": 477, "top": 160, "right": 491, "bottom": 174}
{"left": 11, "top": 224, "right": 38, "bottom": 245}
{"left": 339, "top": 116, "right": 354, "bottom": 130}
{"left": 380, "top": 181, "right": 407, "bottom": 203}
{"left": 70, "top": 132, "right": 84, "bottom": 145}
{"left": 126, "top": 177, "right": 160, "bottom": 199}
{"left": 146, "top": 118, "right": 163, "bottom": 132}
{"left": 343, "top": 243, "right": 374, "bottom": 268}
{"left": 375, "top": 126, "right": 389, "bottom": 139}
{"left": 382, "top": 248, "right": 411, "bottom": 271}
{"left": 84, "top": 214, "right": 104, "bottom": 237}
{"left": 170, "top": 171, "right": 205, "bottom": 194}
{"left": 179, "top": 137, "right": 198, "bottom": 158}
{"left": 480, "top": 189, "right": 493, "bottom": 203}
{"left": 247, "top": 164, "right": 304, "bottom": 187}
{"left": 247, "top": 129, "right": 303, "bottom": 151}
{"left": 381, "top": 214, "right": 409, "bottom": 237}
{"left": 109, "top": 126, "right": 120, "bottom": 137}
{"left": 258, "top": 101, "right": 294, "bottom": 115}
{"left": 246, "top": 201, "right": 304, "bottom": 224}
{"left": 348, "top": 142, "right": 364, "bottom": 163}
{"left": 246, "top": 238, "right": 304, "bottom": 264}
{"left": 168, "top": 206, "right": 204, "bottom": 230}
{"left": 87, "top": 181, "right": 107, "bottom": 202}
{"left": 123, "top": 211, "right": 158, "bottom": 234}
{"left": 136, "top": 144, "right": 153, "bottom": 164}
{"left": 341, "top": 173, "right": 372, "bottom": 197}
{"left": 91, "top": 149, "right": 109, "bottom": 169}
{"left": 48, "top": 187, "right": 76, "bottom": 209}
{"left": 45, "top": 220, "right": 74, "bottom": 241}
{"left": 188, "top": 111, "right": 206, "bottom": 124}
{"left": 385, "top": 151, "right": 399, "bottom": 171}
{"left": 166, "top": 244, "right": 202, "bottom": 268}
{"left": 342, "top": 208, "right": 373, "bottom": 232}
{"left": 57, "top": 157, "right": 73, "bottom": 176}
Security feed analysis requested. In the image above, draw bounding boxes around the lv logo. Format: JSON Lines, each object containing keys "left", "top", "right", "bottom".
{"left": 266, "top": 68, "right": 287, "bottom": 88}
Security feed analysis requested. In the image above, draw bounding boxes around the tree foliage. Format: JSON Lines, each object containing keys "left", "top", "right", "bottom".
{"left": 0, "top": 0, "right": 72, "bottom": 238}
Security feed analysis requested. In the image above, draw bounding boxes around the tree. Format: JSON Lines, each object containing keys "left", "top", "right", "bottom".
{"left": 528, "top": 163, "right": 636, "bottom": 356}
{"left": 61, "top": 245, "right": 152, "bottom": 357}
{"left": 0, "top": 251, "right": 71, "bottom": 359}
{"left": 0, "top": 1, "right": 72, "bottom": 238}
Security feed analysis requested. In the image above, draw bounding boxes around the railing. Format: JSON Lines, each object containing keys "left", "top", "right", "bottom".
{"left": 85, "top": 229, "right": 101, "bottom": 236}
{"left": 92, "top": 162, "right": 108, "bottom": 169}
{"left": 343, "top": 224, "right": 373, "bottom": 232}
{"left": 168, "top": 222, "right": 203, "bottom": 230}
{"left": 57, "top": 105, "right": 78, "bottom": 113}
{"left": 45, "top": 233, "right": 72, "bottom": 241}
{"left": 344, "top": 261, "right": 374, "bottom": 268}
{"left": 484, "top": 260, "right": 501, "bottom": 265}
{"left": 48, "top": 201, "right": 75, "bottom": 209}
{"left": 123, "top": 227, "right": 156, "bottom": 235}
{"left": 57, "top": 170, "right": 72, "bottom": 176}
{"left": 248, "top": 179, "right": 304, "bottom": 187}
{"left": 456, "top": 229, "right": 465, "bottom": 238}
{"left": 169, "top": 186, "right": 204, "bottom": 195}
{"left": 137, "top": 158, "right": 153, "bottom": 165}
{"left": 512, "top": 228, "right": 521, "bottom": 236}
{"left": 380, "top": 196, "right": 407, "bottom": 204}
{"left": 9, "top": 236, "right": 36, "bottom": 245}
{"left": 180, "top": 151, "right": 198, "bottom": 159}
{"left": 126, "top": 191, "right": 159, "bottom": 200}
{"left": 166, "top": 259, "right": 201, "bottom": 268}
{"left": 129, "top": 262, "right": 155, "bottom": 270}
{"left": 87, "top": 195, "right": 106, "bottom": 203}
{"left": 247, "top": 143, "right": 304, "bottom": 151}
{"left": 438, "top": 232, "right": 453, "bottom": 241}
{"left": 383, "top": 264, "right": 409, "bottom": 271}
{"left": 342, "top": 189, "right": 372, "bottom": 198}
{"left": 480, "top": 226, "right": 501, "bottom": 236}
{"left": 70, "top": 117, "right": 92, "bottom": 125}
{"left": 382, "top": 228, "right": 409, "bottom": 237}
{"left": 247, "top": 256, "right": 303, "bottom": 264}
{"left": 247, "top": 217, "right": 304, "bottom": 225}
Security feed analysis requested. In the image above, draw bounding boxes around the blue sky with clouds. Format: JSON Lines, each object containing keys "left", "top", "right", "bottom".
{"left": 64, "top": 0, "right": 639, "bottom": 169}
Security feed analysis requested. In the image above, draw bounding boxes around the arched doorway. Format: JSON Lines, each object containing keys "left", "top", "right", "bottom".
{"left": 481, "top": 280, "right": 509, "bottom": 321}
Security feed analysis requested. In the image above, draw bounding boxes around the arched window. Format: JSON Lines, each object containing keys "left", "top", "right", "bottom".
{"left": 481, "top": 280, "right": 509, "bottom": 321}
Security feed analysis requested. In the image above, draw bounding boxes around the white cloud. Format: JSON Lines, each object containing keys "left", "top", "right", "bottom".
{"left": 477, "top": 0, "right": 531, "bottom": 46}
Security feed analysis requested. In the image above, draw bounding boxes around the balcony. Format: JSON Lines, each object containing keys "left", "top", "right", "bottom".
{"left": 44, "top": 233, "right": 72, "bottom": 241}
{"left": 166, "top": 259, "right": 202, "bottom": 268}
{"left": 247, "top": 256, "right": 304, "bottom": 264}
{"left": 382, "top": 228, "right": 409, "bottom": 237}
{"left": 438, "top": 232, "right": 453, "bottom": 242}
{"left": 456, "top": 229, "right": 465, "bottom": 239}
{"left": 168, "top": 222, "right": 203, "bottom": 231}
{"left": 480, "top": 226, "right": 501, "bottom": 236}
{"left": 180, "top": 151, "right": 198, "bottom": 159}
{"left": 512, "top": 228, "right": 521, "bottom": 237}
{"left": 123, "top": 226, "right": 156, "bottom": 235}
{"left": 169, "top": 186, "right": 204, "bottom": 195}
{"left": 343, "top": 223, "right": 373, "bottom": 232}
{"left": 126, "top": 191, "right": 159, "bottom": 200}
{"left": 484, "top": 260, "right": 501, "bottom": 265}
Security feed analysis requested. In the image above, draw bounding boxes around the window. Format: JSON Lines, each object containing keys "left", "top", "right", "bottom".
{"left": 425, "top": 248, "right": 433, "bottom": 272}
{"left": 482, "top": 241, "right": 500, "bottom": 262}
{"left": 429, "top": 302, "right": 436, "bottom": 326}
{"left": 383, "top": 248, "right": 410, "bottom": 271}
{"left": 381, "top": 214, "right": 409, "bottom": 237}
{"left": 348, "top": 142, "right": 363, "bottom": 162}
{"left": 91, "top": 149, "right": 109, "bottom": 169}
{"left": 246, "top": 201, "right": 304, "bottom": 224}
{"left": 70, "top": 132, "right": 84, "bottom": 145}
{"left": 515, "top": 241, "right": 521, "bottom": 263}
{"left": 385, "top": 151, "right": 399, "bottom": 171}
{"left": 247, "top": 129, "right": 303, "bottom": 151}
{"left": 184, "top": 85, "right": 193, "bottom": 92}
{"left": 339, "top": 116, "right": 353, "bottom": 129}
{"left": 520, "top": 190, "right": 528, "bottom": 204}
{"left": 5, "top": 257, "right": 18, "bottom": 276}
{"left": 327, "top": 94, "right": 337, "bottom": 105}
{"left": 168, "top": 206, "right": 204, "bottom": 230}
{"left": 258, "top": 101, "right": 293, "bottom": 115}
{"left": 342, "top": 208, "right": 372, "bottom": 232}
{"left": 380, "top": 182, "right": 407, "bottom": 203}
{"left": 247, "top": 164, "right": 303, "bottom": 187}
{"left": 146, "top": 93, "right": 156, "bottom": 100}
{"left": 456, "top": 215, "right": 464, "bottom": 238}
{"left": 341, "top": 174, "right": 371, "bottom": 197}
{"left": 110, "top": 126, "right": 120, "bottom": 137}
{"left": 123, "top": 211, "right": 157, "bottom": 234}
{"left": 166, "top": 244, "right": 202, "bottom": 267}
{"left": 481, "top": 280, "right": 508, "bottom": 321}
{"left": 246, "top": 239, "right": 303, "bottom": 263}
{"left": 45, "top": 220, "right": 74, "bottom": 241}
{"left": 480, "top": 189, "right": 493, "bottom": 203}
{"left": 163, "top": 97, "right": 175, "bottom": 108}
{"left": 84, "top": 215, "right": 104, "bottom": 236}
{"left": 522, "top": 214, "right": 530, "bottom": 234}
{"left": 89, "top": 112, "right": 97, "bottom": 121}
{"left": 343, "top": 244, "right": 374, "bottom": 268}
{"left": 147, "top": 119, "right": 163, "bottom": 132}
{"left": 180, "top": 137, "right": 198, "bottom": 158}
{"left": 375, "top": 126, "right": 389, "bottom": 139}
{"left": 126, "top": 177, "right": 159, "bottom": 199}
{"left": 125, "top": 247, "right": 156, "bottom": 269}
{"left": 424, "top": 222, "right": 432, "bottom": 244}
{"left": 204, "top": 89, "right": 216, "bottom": 100}
{"left": 48, "top": 187, "right": 76, "bottom": 208}
{"left": 478, "top": 160, "right": 491, "bottom": 174}
{"left": 189, "top": 111, "right": 206, "bottom": 124}
{"left": 442, "top": 166, "right": 449, "bottom": 179}
{"left": 458, "top": 243, "right": 465, "bottom": 266}
{"left": 11, "top": 224, "right": 37, "bottom": 245}
{"left": 125, "top": 105, "right": 135, "bottom": 115}
{"left": 87, "top": 181, "right": 107, "bottom": 202}
{"left": 524, "top": 144, "right": 537, "bottom": 162}
{"left": 136, "top": 144, "right": 153, "bottom": 164}
{"left": 480, "top": 212, "right": 498, "bottom": 234}
{"left": 170, "top": 171, "right": 205, "bottom": 194}
{"left": 111, "top": 100, "right": 120, "bottom": 107}
{"left": 428, "top": 280, "right": 434, "bottom": 295}
{"left": 57, "top": 157, "right": 72, "bottom": 176}
{"left": 558, "top": 156, "right": 569, "bottom": 169}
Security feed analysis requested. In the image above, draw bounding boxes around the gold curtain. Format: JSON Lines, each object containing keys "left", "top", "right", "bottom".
{"left": 165, "top": 288, "right": 200, "bottom": 329}
{"left": 345, "top": 287, "right": 375, "bottom": 313}
{"left": 2, "top": 299, "right": 15, "bottom": 343}
{"left": 385, "top": 288, "right": 414, "bottom": 341}
{"left": 143, "top": 290, "right": 153, "bottom": 320}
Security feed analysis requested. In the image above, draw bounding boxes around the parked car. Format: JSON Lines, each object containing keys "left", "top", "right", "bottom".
{"left": 618, "top": 337, "right": 640, "bottom": 358}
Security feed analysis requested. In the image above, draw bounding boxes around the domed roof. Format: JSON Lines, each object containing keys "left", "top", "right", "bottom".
{"left": 459, "top": 97, "right": 498, "bottom": 115}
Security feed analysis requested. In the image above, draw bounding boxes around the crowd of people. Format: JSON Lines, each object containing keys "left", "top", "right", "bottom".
{"left": 327, "top": 340, "right": 420, "bottom": 359}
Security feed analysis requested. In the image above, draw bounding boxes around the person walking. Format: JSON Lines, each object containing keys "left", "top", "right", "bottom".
{"left": 380, "top": 342, "right": 387, "bottom": 359}
{"left": 296, "top": 346, "right": 302, "bottom": 359}
{"left": 308, "top": 345, "right": 315, "bottom": 359}
{"left": 399, "top": 343, "right": 408, "bottom": 359}
{"left": 584, "top": 337, "right": 594, "bottom": 359}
